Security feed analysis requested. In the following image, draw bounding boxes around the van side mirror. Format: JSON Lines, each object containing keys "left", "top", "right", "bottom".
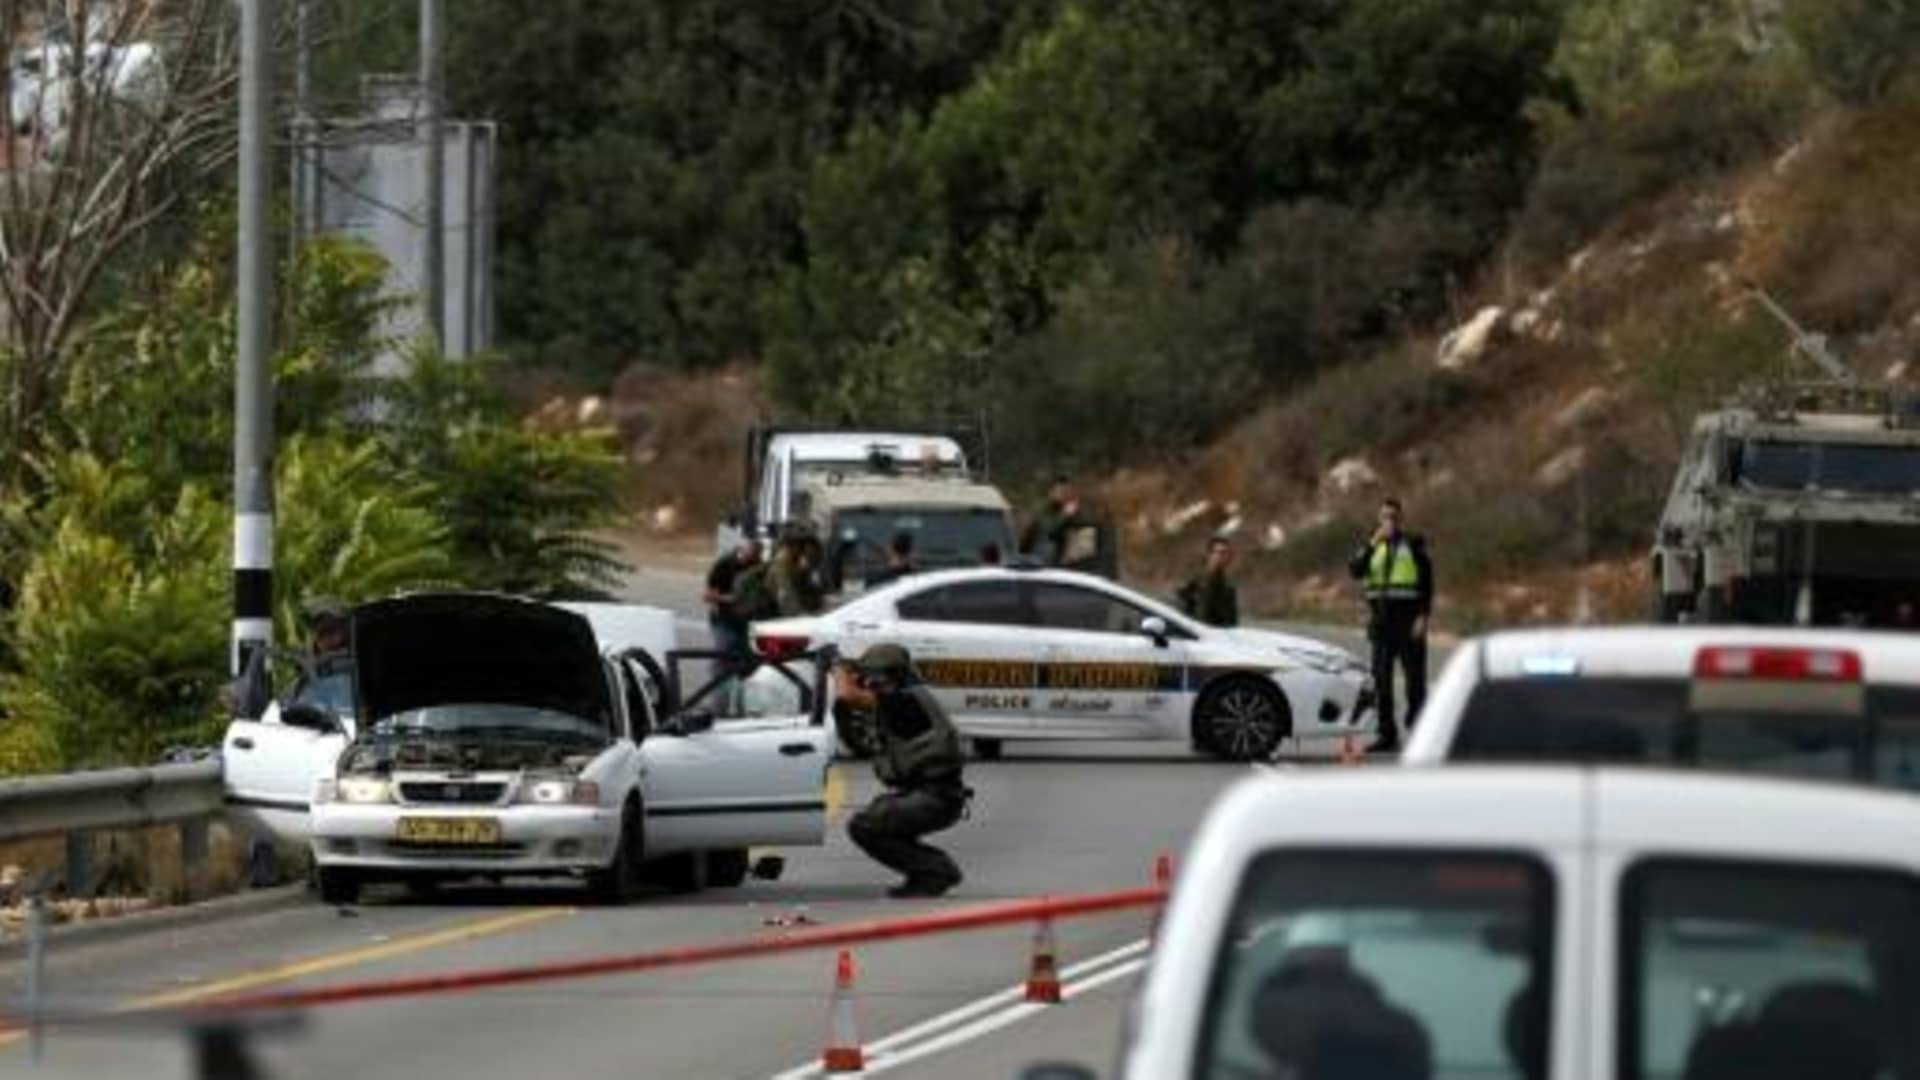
{"left": 1140, "top": 616, "right": 1170, "bottom": 648}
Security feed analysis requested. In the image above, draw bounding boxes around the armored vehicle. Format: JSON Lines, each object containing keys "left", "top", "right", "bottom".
{"left": 1652, "top": 381, "right": 1920, "bottom": 626}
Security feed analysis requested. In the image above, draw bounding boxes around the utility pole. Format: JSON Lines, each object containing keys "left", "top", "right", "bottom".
{"left": 234, "top": 0, "right": 276, "bottom": 681}
{"left": 290, "top": 0, "right": 316, "bottom": 248}
{"left": 420, "top": 0, "right": 445, "bottom": 349}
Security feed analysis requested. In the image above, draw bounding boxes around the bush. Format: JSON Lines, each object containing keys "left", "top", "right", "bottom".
{"left": 1783, "top": 0, "right": 1920, "bottom": 105}
{"left": 1514, "top": 68, "right": 1803, "bottom": 269}
{"left": 384, "top": 353, "right": 628, "bottom": 599}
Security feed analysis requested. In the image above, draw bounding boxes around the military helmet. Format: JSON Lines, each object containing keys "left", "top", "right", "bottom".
{"left": 851, "top": 643, "right": 915, "bottom": 680}
{"left": 299, "top": 595, "right": 350, "bottom": 627}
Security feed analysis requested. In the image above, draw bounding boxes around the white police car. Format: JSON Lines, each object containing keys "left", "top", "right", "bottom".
{"left": 1038, "top": 766, "right": 1920, "bottom": 1080}
{"left": 750, "top": 567, "right": 1374, "bottom": 761}
{"left": 1402, "top": 626, "right": 1920, "bottom": 793}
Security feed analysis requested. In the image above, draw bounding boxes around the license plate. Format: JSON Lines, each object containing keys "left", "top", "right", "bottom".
{"left": 396, "top": 816, "right": 501, "bottom": 846}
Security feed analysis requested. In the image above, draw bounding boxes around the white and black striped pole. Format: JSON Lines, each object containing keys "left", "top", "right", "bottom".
{"left": 233, "top": 0, "right": 276, "bottom": 679}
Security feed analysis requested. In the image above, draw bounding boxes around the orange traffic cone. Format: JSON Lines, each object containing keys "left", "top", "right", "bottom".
{"left": 1024, "top": 915, "right": 1063, "bottom": 1003}
{"left": 1150, "top": 851, "right": 1174, "bottom": 941}
{"left": 821, "top": 949, "right": 865, "bottom": 1073}
{"left": 1339, "top": 735, "right": 1362, "bottom": 766}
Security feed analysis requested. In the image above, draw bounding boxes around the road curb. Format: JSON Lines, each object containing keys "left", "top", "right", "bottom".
{"left": 0, "top": 884, "right": 306, "bottom": 964}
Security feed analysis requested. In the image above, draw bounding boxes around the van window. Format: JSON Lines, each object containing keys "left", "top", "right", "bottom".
{"left": 1196, "top": 850, "right": 1553, "bottom": 1080}
{"left": 1452, "top": 680, "right": 1920, "bottom": 793}
{"left": 1620, "top": 858, "right": 1920, "bottom": 1080}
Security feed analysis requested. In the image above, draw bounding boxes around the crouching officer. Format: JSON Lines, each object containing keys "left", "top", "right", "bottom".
{"left": 836, "top": 644, "right": 971, "bottom": 898}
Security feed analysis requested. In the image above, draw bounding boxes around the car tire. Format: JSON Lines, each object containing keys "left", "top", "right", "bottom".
{"left": 834, "top": 700, "right": 881, "bottom": 760}
{"left": 402, "top": 876, "right": 440, "bottom": 902}
{"left": 708, "top": 848, "right": 751, "bottom": 888}
{"left": 316, "top": 866, "right": 360, "bottom": 906}
{"left": 971, "top": 737, "right": 1004, "bottom": 761}
{"left": 1193, "top": 678, "right": 1291, "bottom": 762}
{"left": 651, "top": 850, "right": 708, "bottom": 894}
{"left": 587, "top": 798, "right": 644, "bottom": 905}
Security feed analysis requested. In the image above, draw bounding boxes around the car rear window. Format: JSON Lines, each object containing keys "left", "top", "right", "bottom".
{"left": 1621, "top": 858, "right": 1920, "bottom": 1080}
{"left": 1195, "top": 850, "right": 1553, "bottom": 1080}
{"left": 1452, "top": 679, "right": 1920, "bottom": 792}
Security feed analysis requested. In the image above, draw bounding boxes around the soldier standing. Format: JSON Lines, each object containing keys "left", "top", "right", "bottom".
{"left": 1348, "top": 497, "right": 1434, "bottom": 753}
{"left": 1178, "top": 536, "right": 1241, "bottom": 628}
{"left": 836, "top": 645, "right": 971, "bottom": 898}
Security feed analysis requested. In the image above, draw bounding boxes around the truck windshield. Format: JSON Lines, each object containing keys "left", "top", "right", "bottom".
{"left": 1738, "top": 440, "right": 1920, "bottom": 495}
{"left": 830, "top": 508, "right": 1013, "bottom": 582}
{"left": 1195, "top": 850, "right": 1553, "bottom": 1080}
{"left": 1621, "top": 858, "right": 1920, "bottom": 1080}
{"left": 1451, "top": 679, "right": 1920, "bottom": 792}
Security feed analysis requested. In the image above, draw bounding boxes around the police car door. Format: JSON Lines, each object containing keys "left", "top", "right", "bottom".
{"left": 887, "top": 577, "right": 1039, "bottom": 741}
{"left": 1026, "top": 582, "right": 1186, "bottom": 738}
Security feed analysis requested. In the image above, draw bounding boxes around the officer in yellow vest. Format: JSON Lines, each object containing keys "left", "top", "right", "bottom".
{"left": 1348, "top": 497, "right": 1434, "bottom": 753}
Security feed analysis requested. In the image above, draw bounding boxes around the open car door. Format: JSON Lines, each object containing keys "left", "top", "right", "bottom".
{"left": 632, "top": 648, "right": 835, "bottom": 853}
{"left": 222, "top": 653, "right": 356, "bottom": 845}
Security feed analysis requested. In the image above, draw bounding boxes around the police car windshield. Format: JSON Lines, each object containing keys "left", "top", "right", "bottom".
{"left": 1737, "top": 439, "right": 1920, "bottom": 496}
{"left": 1196, "top": 850, "right": 1553, "bottom": 1080}
{"left": 833, "top": 509, "right": 1012, "bottom": 577}
{"left": 1452, "top": 679, "right": 1920, "bottom": 792}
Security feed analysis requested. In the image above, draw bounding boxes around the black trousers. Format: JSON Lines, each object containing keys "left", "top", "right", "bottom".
{"left": 848, "top": 788, "right": 964, "bottom": 884}
{"left": 1369, "top": 610, "right": 1428, "bottom": 746}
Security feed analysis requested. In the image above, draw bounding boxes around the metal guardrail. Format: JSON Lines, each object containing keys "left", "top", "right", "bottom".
{"left": 0, "top": 760, "right": 226, "bottom": 898}
{"left": 0, "top": 761, "right": 223, "bottom": 844}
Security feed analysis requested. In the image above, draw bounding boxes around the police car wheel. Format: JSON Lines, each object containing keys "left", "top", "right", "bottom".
{"left": 834, "top": 701, "right": 881, "bottom": 759}
{"left": 1193, "top": 678, "right": 1290, "bottom": 762}
{"left": 972, "top": 737, "right": 1004, "bottom": 761}
{"left": 316, "top": 866, "right": 360, "bottom": 906}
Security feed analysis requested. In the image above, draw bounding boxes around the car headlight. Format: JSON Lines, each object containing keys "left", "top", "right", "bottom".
{"left": 335, "top": 776, "right": 392, "bottom": 805}
{"left": 520, "top": 778, "right": 600, "bottom": 806}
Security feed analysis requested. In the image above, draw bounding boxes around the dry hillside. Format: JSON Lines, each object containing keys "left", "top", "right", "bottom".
{"left": 547, "top": 86, "right": 1920, "bottom": 630}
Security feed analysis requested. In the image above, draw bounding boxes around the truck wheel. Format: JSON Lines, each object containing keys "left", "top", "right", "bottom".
{"left": 316, "top": 867, "right": 360, "bottom": 906}
{"left": 1193, "top": 678, "right": 1291, "bottom": 762}
{"left": 1700, "top": 585, "right": 1731, "bottom": 623}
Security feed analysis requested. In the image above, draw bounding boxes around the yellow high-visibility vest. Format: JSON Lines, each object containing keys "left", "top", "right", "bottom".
{"left": 1366, "top": 540, "right": 1422, "bottom": 600}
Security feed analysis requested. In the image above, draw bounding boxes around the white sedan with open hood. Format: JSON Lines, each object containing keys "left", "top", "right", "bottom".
{"left": 222, "top": 593, "right": 834, "bottom": 904}
{"left": 751, "top": 567, "right": 1375, "bottom": 761}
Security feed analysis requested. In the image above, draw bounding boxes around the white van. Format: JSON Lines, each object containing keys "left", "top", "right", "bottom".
{"left": 1043, "top": 766, "right": 1920, "bottom": 1080}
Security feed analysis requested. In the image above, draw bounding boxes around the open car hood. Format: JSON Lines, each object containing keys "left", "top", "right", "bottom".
{"left": 350, "top": 593, "right": 613, "bottom": 727}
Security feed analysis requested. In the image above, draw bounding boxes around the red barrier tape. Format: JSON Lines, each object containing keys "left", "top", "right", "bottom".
{"left": 4, "top": 885, "right": 1167, "bottom": 1030}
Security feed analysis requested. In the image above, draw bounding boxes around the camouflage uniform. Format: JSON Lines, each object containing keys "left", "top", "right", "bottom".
{"left": 845, "top": 646, "right": 969, "bottom": 896}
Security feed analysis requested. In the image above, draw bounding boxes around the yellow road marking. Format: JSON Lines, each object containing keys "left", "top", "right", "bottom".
{"left": 1, "top": 906, "right": 567, "bottom": 1048}
{"left": 826, "top": 764, "right": 848, "bottom": 814}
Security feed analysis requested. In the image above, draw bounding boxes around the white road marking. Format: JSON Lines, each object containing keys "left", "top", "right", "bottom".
{"left": 769, "top": 938, "right": 1150, "bottom": 1080}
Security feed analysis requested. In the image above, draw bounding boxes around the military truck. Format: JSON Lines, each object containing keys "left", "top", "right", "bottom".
{"left": 1651, "top": 381, "right": 1920, "bottom": 626}
{"left": 799, "top": 470, "right": 1017, "bottom": 592}
{"left": 714, "top": 423, "right": 986, "bottom": 556}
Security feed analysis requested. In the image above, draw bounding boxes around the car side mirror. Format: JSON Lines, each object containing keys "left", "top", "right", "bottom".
{"left": 667, "top": 709, "right": 716, "bottom": 736}
{"left": 1019, "top": 1065, "right": 1098, "bottom": 1080}
{"left": 281, "top": 703, "right": 340, "bottom": 734}
{"left": 1140, "top": 616, "right": 1170, "bottom": 648}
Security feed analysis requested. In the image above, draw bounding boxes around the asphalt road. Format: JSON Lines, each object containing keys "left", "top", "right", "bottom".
{"left": 0, "top": 563, "right": 1396, "bottom": 1080}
